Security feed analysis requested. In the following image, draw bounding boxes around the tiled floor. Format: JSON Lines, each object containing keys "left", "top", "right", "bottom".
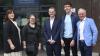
{"left": 0, "top": 50, "right": 99, "bottom": 56}
{"left": 22, "top": 50, "right": 99, "bottom": 56}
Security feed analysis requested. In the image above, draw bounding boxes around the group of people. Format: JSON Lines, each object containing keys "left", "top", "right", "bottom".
{"left": 3, "top": 2, "right": 98, "bottom": 56}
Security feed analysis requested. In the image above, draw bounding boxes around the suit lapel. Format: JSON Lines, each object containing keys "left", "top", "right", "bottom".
{"left": 9, "top": 20, "right": 18, "bottom": 30}
{"left": 52, "top": 18, "right": 57, "bottom": 30}
{"left": 83, "top": 17, "right": 87, "bottom": 33}
{"left": 71, "top": 15, "right": 74, "bottom": 29}
{"left": 62, "top": 15, "right": 66, "bottom": 28}
{"left": 47, "top": 19, "right": 51, "bottom": 31}
{"left": 77, "top": 21, "right": 81, "bottom": 34}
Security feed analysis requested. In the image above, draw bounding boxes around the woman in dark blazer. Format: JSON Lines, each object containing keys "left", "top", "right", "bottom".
{"left": 3, "top": 9, "right": 22, "bottom": 56}
{"left": 22, "top": 14, "right": 42, "bottom": 56}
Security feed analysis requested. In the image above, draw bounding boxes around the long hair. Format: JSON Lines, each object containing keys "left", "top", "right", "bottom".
{"left": 27, "top": 14, "right": 39, "bottom": 26}
{"left": 4, "top": 9, "right": 15, "bottom": 22}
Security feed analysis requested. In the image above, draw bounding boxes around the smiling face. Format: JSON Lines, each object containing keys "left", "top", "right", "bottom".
{"left": 64, "top": 4, "right": 72, "bottom": 14}
{"left": 8, "top": 11, "right": 15, "bottom": 19}
{"left": 48, "top": 7, "right": 56, "bottom": 17}
{"left": 5, "top": 9, "right": 16, "bottom": 21}
{"left": 78, "top": 8, "right": 86, "bottom": 20}
{"left": 29, "top": 15, "right": 36, "bottom": 24}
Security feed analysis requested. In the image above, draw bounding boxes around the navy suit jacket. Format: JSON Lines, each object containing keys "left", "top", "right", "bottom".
{"left": 43, "top": 17, "right": 61, "bottom": 42}
{"left": 60, "top": 13, "right": 79, "bottom": 40}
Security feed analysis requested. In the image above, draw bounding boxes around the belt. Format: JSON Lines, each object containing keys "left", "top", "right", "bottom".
{"left": 79, "top": 40, "right": 85, "bottom": 42}
{"left": 26, "top": 41, "right": 37, "bottom": 44}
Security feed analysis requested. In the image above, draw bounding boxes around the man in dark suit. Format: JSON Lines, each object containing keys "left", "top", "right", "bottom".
{"left": 60, "top": 2, "right": 78, "bottom": 56}
{"left": 43, "top": 7, "right": 61, "bottom": 56}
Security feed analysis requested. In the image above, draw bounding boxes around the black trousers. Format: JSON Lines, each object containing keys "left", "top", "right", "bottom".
{"left": 46, "top": 42, "right": 61, "bottom": 56}
{"left": 63, "top": 38, "right": 77, "bottom": 56}
{"left": 79, "top": 40, "right": 92, "bottom": 56}
{"left": 26, "top": 51, "right": 37, "bottom": 56}
{"left": 26, "top": 43, "right": 38, "bottom": 56}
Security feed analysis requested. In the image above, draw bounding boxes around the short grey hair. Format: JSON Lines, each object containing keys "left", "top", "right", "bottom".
{"left": 78, "top": 8, "right": 86, "bottom": 13}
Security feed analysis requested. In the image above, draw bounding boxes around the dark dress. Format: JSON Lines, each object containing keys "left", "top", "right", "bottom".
{"left": 21, "top": 24, "right": 41, "bottom": 56}
{"left": 3, "top": 20, "right": 22, "bottom": 53}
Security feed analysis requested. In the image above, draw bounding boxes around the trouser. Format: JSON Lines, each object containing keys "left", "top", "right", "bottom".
{"left": 26, "top": 51, "right": 38, "bottom": 56}
{"left": 63, "top": 38, "right": 77, "bottom": 56}
{"left": 26, "top": 42, "right": 38, "bottom": 56}
{"left": 79, "top": 40, "right": 92, "bottom": 56}
{"left": 46, "top": 42, "right": 61, "bottom": 56}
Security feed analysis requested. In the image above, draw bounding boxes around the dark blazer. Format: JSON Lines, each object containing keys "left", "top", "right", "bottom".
{"left": 3, "top": 20, "right": 21, "bottom": 53}
{"left": 43, "top": 17, "right": 61, "bottom": 43}
{"left": 60, "top": 13, "right": 79, "bottom": 40}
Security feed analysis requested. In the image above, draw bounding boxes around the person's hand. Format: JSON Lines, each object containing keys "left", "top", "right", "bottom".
{"left": 48, "top": 39, "right": 52, "bottom": 43}
{"left": 50, "top": 40, "right": 55, "bottom": 44}
{"left": 38, "top": 45, "right": 41, "bottom": 50}
{"left": 10, "top": 44, "right": 15, "bottom": 50}
{"left": 70, "top": 40, "right": 75, "bottom": 47}
{"left": 38, "top": 43, "right": 42, "bottom": 50}
{"left": 48, "top": 39, "right": 56, "bottom": 44}
{"left": 61, "top": 39, "right": 65, "bottom": 47}
{"left": 23, "top": 45, "right": 26, "bottom": 49}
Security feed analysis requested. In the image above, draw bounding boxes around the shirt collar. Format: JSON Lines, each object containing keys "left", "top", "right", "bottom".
{"left": 50, "top": 16, "right": 55, "bottom": 20}
{"left": 80, "top": 17, "right": 86, "bottom": 22}
{"left": 9, "top": 19, "right": 16, "bottom": 23}
{"left": 66, "top": 12, "right": 72, "bottom": 15}
{"left": 83, "top": 17, "right": 86, "bottom": 21}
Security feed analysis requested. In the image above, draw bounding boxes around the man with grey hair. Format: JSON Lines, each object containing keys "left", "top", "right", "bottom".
{"left": 77, "top": 8, "right": 98, "bottom": 56}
